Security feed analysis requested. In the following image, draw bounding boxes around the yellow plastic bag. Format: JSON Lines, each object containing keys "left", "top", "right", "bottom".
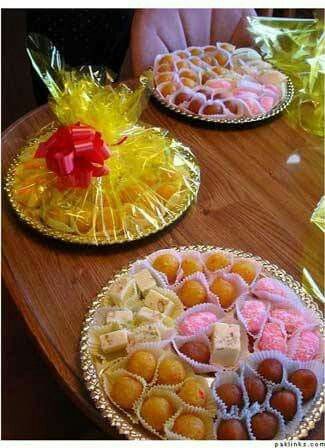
{"left": 11, "top": 34, "right": 200, "bottom": 244}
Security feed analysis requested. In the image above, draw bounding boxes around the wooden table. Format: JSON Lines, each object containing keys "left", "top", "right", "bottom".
{"left": 2, "top": 101, "right": 324, "bottom": 439}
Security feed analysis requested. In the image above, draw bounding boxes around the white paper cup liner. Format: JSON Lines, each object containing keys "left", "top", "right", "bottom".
{"left": 164, "top": 406, "right": 214, "bottom": 440}
{"left": 208, "top": 271, "right": 249, "bottom": 312}
{"left": 135, "top": 385, "right": 183, "bottom": 439}
{"left": 175, "top": 302, "right": 224, "bottom": 337}
{"left": 212, "top": 370, "right": 247, "bottom": 417}
{"left": 173, "top": 333, "right": 216, "bottom": 374}
{"left": 146, "top": 248, "right": 182, "bottom": 286}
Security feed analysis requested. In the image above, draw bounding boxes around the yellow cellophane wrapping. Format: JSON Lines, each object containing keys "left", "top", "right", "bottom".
{"left": 11, "top": 35, "right": 200, "bottom": 244}
{"left": 247, "top": 16, "right": 324, "bottom": 137}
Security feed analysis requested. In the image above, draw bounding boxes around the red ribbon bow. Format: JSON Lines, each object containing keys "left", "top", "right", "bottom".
{"left": 34, "top": 123, "right": 111, "bottom": 189}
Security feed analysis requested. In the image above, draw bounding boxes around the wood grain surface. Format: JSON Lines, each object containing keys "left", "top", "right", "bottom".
{"left": 2, "top": 100, "right": 324, "bottom": 439}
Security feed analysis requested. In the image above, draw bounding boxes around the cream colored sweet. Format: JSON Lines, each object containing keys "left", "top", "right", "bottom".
{"left": 144, "top": 289, "right": 175, "bottom": 315}
{"left": 133, "top": 269, "right": 157, "bottom": 294}
{"left": 99, "top": 329, "right": 128, "bottom": 354}
{"left": 210, "top": 322, "right": 241, "bottom": 367}
{"left": 106, "top": 309, "right": 133, "bottom": 324}
{"left": 137, "top": 306, "right": 162, "bottom": 323}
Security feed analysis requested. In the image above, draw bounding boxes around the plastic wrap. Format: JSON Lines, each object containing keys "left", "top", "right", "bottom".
{"left": 247, "top": 16, "right": 324, "bottom": 136}
{"left": 10, "top": 34, "right": 200, "bottom": 245}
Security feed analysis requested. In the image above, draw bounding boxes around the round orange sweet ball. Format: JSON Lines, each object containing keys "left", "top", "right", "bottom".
{"left": 141, "top": 396, "right": 174, "bottom": 431}
{"left": 210, "top": 278, "right": 237, "bottom": 309}
{"left": 231, "top": 260, "right": 256, "bottom": 284}
{"left": 126, "top": 350, "right": 157, "bottom": 383}
{"left": 110, "top": 375, "right": 143, "bottom": 410}
{"left": 173, "top": 414, "right": 206, "bottom": 439}
{"left": 178, "top": 378, "right": 207, "bottom": 407}
{"left": 157, "top": 357, "right": 186, "bottom": 385}
{"left": 181, "top": 257, "right": 203, "bottom": 277}
{"left": 152, "top": 253, "right": 179, "bottom": 283}
{"left": 178, "top": 280, "right": 207, "bottom": 307}
{"left": 205, "top": 252, "right": 229, "bottom": 271}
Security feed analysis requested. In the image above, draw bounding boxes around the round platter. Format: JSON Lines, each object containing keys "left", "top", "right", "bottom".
{"left": 152, "top": 76, "right": 294, "bottom": 125}
{"left": 80, "top": 245, "right": 324, "bottom": 440}
{"left": 5, "top": 133, "right": 200, "bottom": 246}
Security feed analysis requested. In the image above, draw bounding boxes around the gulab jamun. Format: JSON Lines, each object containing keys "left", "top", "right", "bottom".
{"left": 181, "top": 257, "right": 203, "bottom": 277}
{"left": 157, "top": 357, "right": 186, "bottom": 385}
{"left": 210, "top": 278, "right": 237, "bottom": 309}
{"left": 217, "top": 419, "right": 248, "bottom": 440}
{"left": 251, "top": 412, "right": 279, "bottom": 440}
{"left": 173, "top": 414, "right": 205, "bottom": 439}
{"left": 244, "top": 376, "right": 266, "bottom": 404}
{"left": 231, "top": 260, "right": 256, "bottom": 284}
{"left": 110, "top": 375, "right": 143, "bottom": 410}
{"left": 201, "top": 104, "right": 223, "bottom": 115}
{"left": 178, "top": 378, "right": 207, "bottom": 407}
{"left": 152, "top": 253, "right": 179, "bottom": 283}
{"left": 270, "top": 390, "right": 297, "bottom": 421}
{"left": 205, "top": 252, "right": 229, "bottom": 271}
{"left": 174, "top": 92, "right": 192, "bottom": 106}
{"left": 188, "top": 98, "right": 204, "bottom": 114}
{"left": 178, "top": 280, "right": 207, "bottom": 307}
{"left": 141, "top": 396, "right": 174, "bottom": 431}
{"left": 215, "top": 383, "right": 244, "bottom": 411}
{"left": 257, "top": 358, "right": 283, "bottom": 383}
{"left": 288, "top": 369, "right": 317, "bottom": 402}
{"left": 126, "top": 350, "right": 157, "bottom": 383}
{"left": 180, "top": 341, "right": 210, "bottom": 364}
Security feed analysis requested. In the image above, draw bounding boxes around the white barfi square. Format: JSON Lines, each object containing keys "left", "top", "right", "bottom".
{"left": 128, "top": 324, "right": 161, "bottom": 346}
{"left": 211, "top": 322, "right": 241, "bottom": 367}
{"left": 99, "top": 329, "right": 128, "bottom": 354}
{"left": 144, "top": 289, "right": 174, "bottom": 315}
{"left": 133, "top": 269, "right": 157, "bottom": 294}
{"left": 136, "top": 306, "right": 162, "bottom": 323}
{"left": 106, "top": 309, "right": 133, "bottom": 324}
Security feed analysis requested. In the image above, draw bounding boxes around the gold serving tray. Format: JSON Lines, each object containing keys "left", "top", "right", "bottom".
{"left": 5, "top": 133, "right": 200, "bottom": 246}
{"left": 80, "top": 245, "right": 324, "bottom": 440}
{"left": 152, "top": 76, "right": 294, "bottom": 125}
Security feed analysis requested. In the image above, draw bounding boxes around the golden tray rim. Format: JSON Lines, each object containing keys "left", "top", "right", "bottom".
{"left": 80, "top": 245, "right": 324, "bottom": 440}
{"left": 4, "top": 134, "right": 200, "bottom": 246}
{"left": 152, "top": 75, "right": 294, "bottom": 125}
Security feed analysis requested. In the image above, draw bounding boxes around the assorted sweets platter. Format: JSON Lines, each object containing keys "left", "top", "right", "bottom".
{"left": 153, "top": 42, "right": 294, "bottom": 123}
{"left": 81, "top": 247, "right": 324, "bottom": 440}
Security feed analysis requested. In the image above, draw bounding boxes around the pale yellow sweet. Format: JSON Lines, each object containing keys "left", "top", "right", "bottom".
{"left": 157, "top": 357, "right": 186, "bottom": 385}
{"left": 173, "top": 414, "right": 205, "bottom": 439}
{"left": 127, "top": 350, "right": 157, "bottom": 382}
{"left": 110, "top": 375, "right": 143, "bottom": 410}
{"left": 141, "top": 396, "right": 174, "bottom": 431}
{"left": 231, "top": 261, "right": 256, "bottom": 284}
{"left": 178, "top": 378, "right": 207, "bottom": 408}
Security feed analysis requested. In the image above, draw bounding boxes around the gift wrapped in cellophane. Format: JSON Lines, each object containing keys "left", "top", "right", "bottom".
{"left": 9, "top": 34, "right": 200, "bottom": 245}
{"left": 247, "top": 16, "right": 324, "bottom": 137}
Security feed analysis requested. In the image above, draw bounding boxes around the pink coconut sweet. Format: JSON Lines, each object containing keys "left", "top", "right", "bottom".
{"left": 290, "top": 330, "right": 321, "bottom": 361}
{"left": 240, "top": 299, "right": 268, "bottom": 335}
{"left": 258, "top": 322, "right": 287, "bottom": 354}
{"left": 270, "top": 308, "right": 305, "bottom": 335}
{"left": 178, "top": 311, "right": 218, "bottom": 336}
